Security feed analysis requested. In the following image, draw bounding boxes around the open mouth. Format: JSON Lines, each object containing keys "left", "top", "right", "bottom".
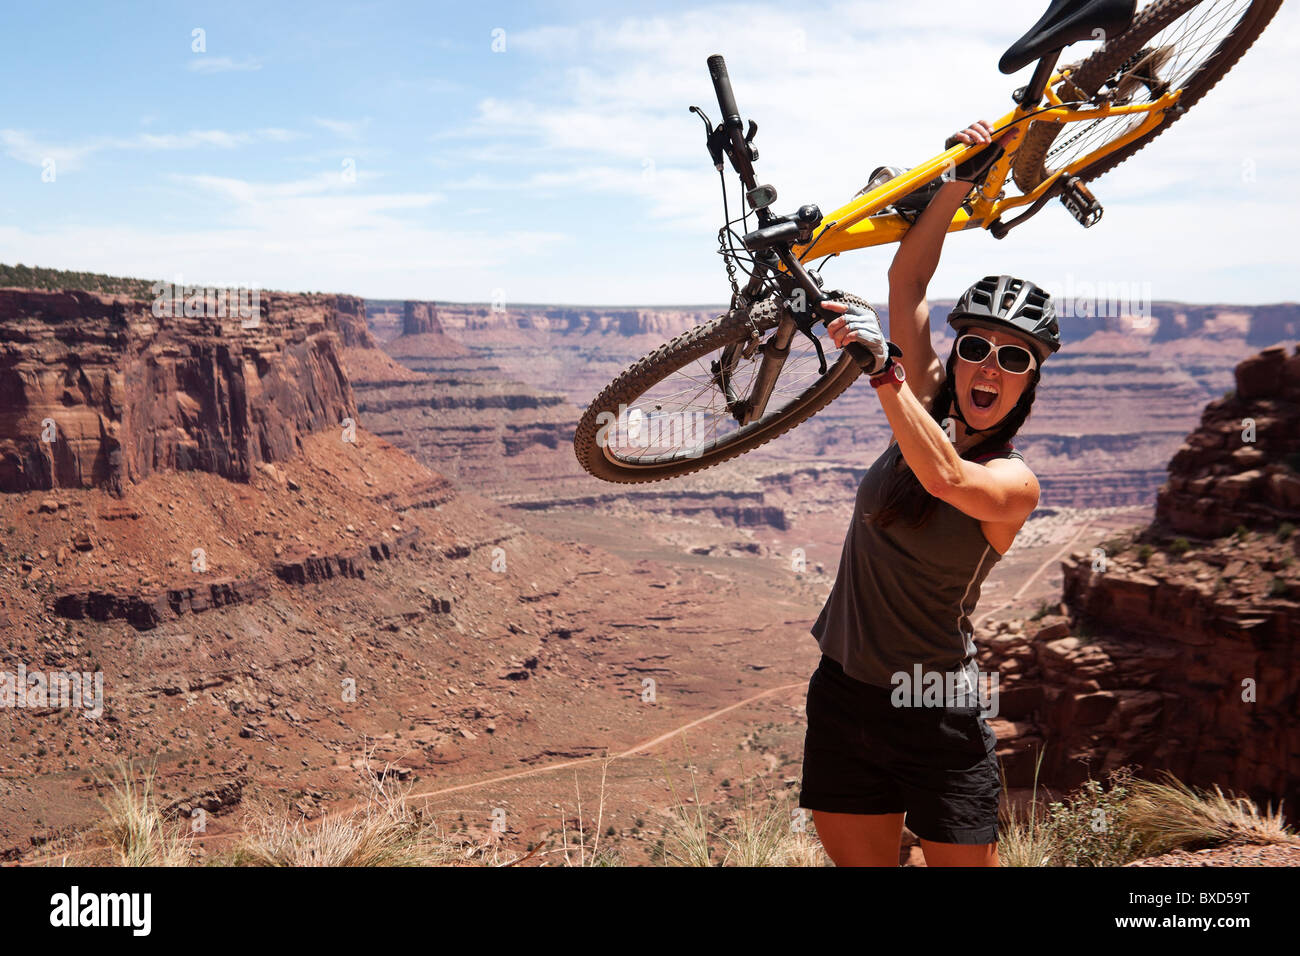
{"left": 971, "top": 383, "right": 998, "bottom": 410}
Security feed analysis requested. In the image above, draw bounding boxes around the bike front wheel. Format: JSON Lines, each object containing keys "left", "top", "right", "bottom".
{"left": 573, "top": 293, "right": 873, "bottom": 483}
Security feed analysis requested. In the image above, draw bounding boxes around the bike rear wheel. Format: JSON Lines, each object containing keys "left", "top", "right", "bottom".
{"left": 1013, "top": 0, "right": 1282, "bottom": 192}
{"left": 573, "top": 293, "right": 872, "bottom": 483}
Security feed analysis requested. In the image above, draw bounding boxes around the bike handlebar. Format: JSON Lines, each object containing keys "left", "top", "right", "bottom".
{"left": 706, "top": 54, "right": 759, "bottom": 191}
{"left": 707, "top": 54, "right": 880, "bottom": 375}
{"left": 707, "top": 54, "right": 741, "bottom": 127}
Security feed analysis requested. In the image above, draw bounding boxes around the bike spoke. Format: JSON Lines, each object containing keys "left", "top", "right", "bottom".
{"left": 600, "top": 335, "right": 838, "bottom": 464}
{"left": 1046, "top": 0, "right": 1252, "bottom": 175}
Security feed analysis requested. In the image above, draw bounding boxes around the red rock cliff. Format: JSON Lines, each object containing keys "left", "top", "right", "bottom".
{"left": 1156, "top": 344, "right": 1300, "bottom": 536}
{"left": 979, "top": 343, "right": 1300, "bottom": 815}
{"left": 0, "top": 288, "right": 363, "bottom": 494}
{"left": 402, "top": 301, "right": 444, "bottom": 337}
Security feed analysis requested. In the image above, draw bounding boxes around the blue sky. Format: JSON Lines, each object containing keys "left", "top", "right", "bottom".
{"left": 1, "top": 0, "right": 1296, "bottom": 306}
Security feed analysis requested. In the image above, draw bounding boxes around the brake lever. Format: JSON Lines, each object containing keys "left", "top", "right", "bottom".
{"left": 785, "top": 290, "right": 829, "bottom": 377}
{"left": 690, "top": 106, "right": 726, "bottom": 170}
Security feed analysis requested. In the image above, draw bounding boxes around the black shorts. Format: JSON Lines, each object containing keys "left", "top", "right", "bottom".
{"left": 798, "top": 654, "right": 1000, "bottom": 845}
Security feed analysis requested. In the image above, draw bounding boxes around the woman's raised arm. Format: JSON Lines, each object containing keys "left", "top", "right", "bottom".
{"left": 885, "top": 120, "right": 1019, "bottom": 410}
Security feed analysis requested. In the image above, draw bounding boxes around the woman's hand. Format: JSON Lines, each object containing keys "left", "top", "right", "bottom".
{"left": 945, "top": 120, "right": 1022, "bottom": 183}
{"left": 949, "top": 119, "right": 996, "bottom": 147}
{"left": 822, "top": 300, "right": 888, "bottom": 373}
{"left": 949, "top": 118, "right": 1022, "bottom": 148}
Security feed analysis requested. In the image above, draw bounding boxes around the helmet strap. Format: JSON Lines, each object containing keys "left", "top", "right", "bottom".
{"left": 944, "top": 396, "right": 1006, "bottom": 437}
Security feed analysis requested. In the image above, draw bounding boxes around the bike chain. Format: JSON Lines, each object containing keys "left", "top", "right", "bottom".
{"left": 1049, "top": 48, "right": 1157, "bottom": 160}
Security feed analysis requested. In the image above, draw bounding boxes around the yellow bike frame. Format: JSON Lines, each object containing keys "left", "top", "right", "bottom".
{"left": 793, "top": 69, "right": 1185, "bottom": 263}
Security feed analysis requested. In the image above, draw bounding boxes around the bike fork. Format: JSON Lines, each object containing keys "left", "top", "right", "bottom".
{"left": 716, "top": 251, "right": 797, "bottom": 425}
{"left": 720, "top": 246, "right": 837, "bottom": 426}
{"left": 737, "top": 312, "right": 798, "bottom": 425}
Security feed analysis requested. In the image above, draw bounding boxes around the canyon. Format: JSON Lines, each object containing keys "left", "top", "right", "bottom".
{"left": 1, "top": 273, "right": 1296, "bottom": 864}
{"left": 360, "top": 297, "right": 1291, "bottom": 521}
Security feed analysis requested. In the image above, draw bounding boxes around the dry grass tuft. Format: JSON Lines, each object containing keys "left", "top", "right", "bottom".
{"left": 998, "top": 748, "right": 1057, "bottom": 867}
{"left": 1123, "top": 771, "right": 1299, "bottom": 856}
{"left": 98, "top": 760, "right": 194, "bottom": 867}
{"left": 658, "top": 741, "right": 830, "bottom": 867}
{"left": 222, "top": 751, "right": 461, "bottom": 867}
{"left": 998, "top": 753, "right": 1298, "bottom": 866}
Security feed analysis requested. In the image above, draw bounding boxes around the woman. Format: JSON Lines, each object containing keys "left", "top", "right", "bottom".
{"left": 798, "top": 119, "right": 1061, "bottom": 867}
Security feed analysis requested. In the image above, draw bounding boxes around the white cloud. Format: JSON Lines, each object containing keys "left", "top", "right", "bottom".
{"left": 187, "top": 55, "right": 263, "bottom": 74}
{"left": 0, "top": 127, "right": 302, "bottom": 171}
{"left": 0, "top": 166, "right": 561, "bottom": 299}
{"left": 173, "top": 171, "right": 443, "bottom": 228}
{"left": 5, "top": 0, "right": 1296, "bottom": 305}
{"left": 0, "top": 130, "right": 99, "bottom": 171}
{"left": 444, "top": 0, "right": 1299, "bottom": 303}
{"left": 313, "top": 117, "right": 371, "bottom": 140}
{"left": 0, "top": 216, "right": 567, "bottom": 301}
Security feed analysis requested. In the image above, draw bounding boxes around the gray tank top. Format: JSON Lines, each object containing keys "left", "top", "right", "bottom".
{"left": 811, "top": 439, "right": 1023, "bottom": 697}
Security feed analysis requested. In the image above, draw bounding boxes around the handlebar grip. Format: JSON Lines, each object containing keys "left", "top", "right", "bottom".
{"left": 707, "top": 54, "right": 741, "bottom": 126}
{"left": 846, "top": 342, "right": 880, "bottom": 373}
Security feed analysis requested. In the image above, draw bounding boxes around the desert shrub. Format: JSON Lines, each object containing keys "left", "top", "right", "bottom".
{"left": 1041, "top": 767, "right": 1143, "bottom": 867}
{"left": 1000, "top": 764, "right": 1298, "bottom": 867}
{"left": 998, "top": 749, "right": 1054, "bottom": 867}
{"left": 225, "top": 762, "right": 461, "bottom": 867}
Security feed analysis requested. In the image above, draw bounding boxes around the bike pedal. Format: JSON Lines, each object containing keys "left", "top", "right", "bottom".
{"left": 1059, "top": 175, "right": 1103, "bottom": 227}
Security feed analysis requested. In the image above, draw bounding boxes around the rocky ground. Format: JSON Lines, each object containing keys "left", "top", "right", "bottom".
{"left": 1125, "top": 843, "right": 1300, "bottom": 866}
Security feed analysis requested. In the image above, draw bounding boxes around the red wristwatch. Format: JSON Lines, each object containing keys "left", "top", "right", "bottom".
{"left": 869, "top": 354, "right": 906, "bottom": 389}
{"left": 869, "top": 363, "right": 905, "bottom": 388}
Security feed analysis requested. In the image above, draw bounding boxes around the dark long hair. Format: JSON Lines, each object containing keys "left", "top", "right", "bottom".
{"left": 871, "top": 349, "right": 1040, "bottom": 530}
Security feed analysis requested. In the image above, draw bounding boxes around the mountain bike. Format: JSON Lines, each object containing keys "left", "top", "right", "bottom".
{"left": 573, "top": 0, "right": 1281, "bottom": 483}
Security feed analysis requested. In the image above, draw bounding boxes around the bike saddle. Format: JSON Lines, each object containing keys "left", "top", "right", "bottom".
{"left": 999, "top": 0, "right": 1137, "bottom": 75}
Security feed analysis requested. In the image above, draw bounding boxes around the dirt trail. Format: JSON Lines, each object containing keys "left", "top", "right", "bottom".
{"left": 401, "top": 680, "right": 807, "bottom": 804}
{"left": 973, "top": 522, "right": 1091, "bottom": 628}
{"left": 19, "top": 679, "right": 808, "bottom": 865}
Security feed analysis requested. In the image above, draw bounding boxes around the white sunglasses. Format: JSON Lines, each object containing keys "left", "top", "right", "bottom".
{"left": 955, "top": 333, "right": 1038, "bottom": 375}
